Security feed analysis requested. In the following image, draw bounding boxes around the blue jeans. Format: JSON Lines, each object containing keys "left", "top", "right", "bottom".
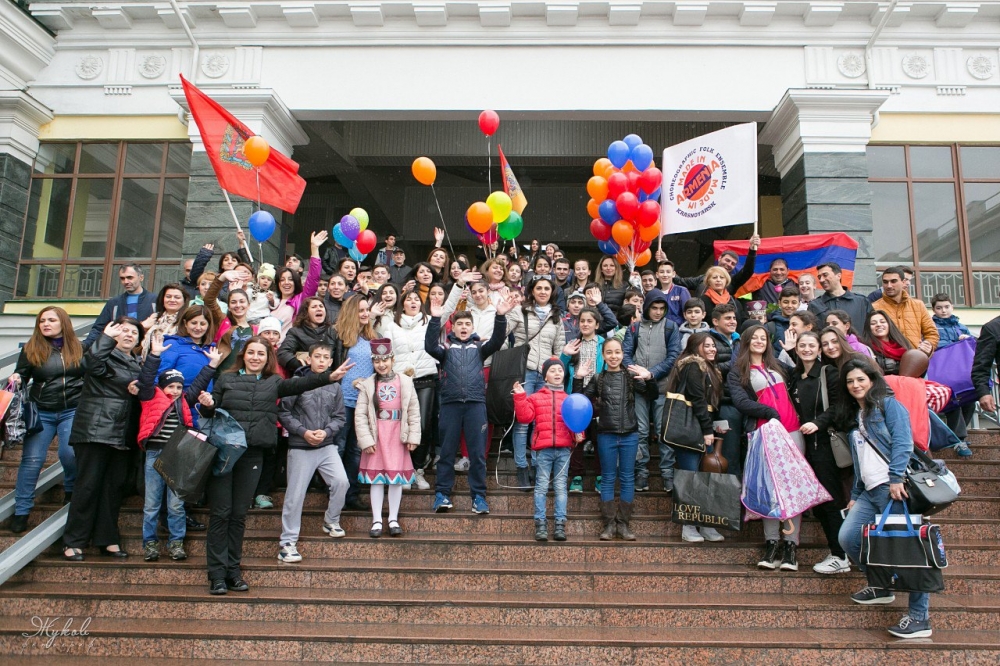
{"left": 14, "top": 408, "right": 78, "bottom": 515}
{"left": 512, "top": 370, "right": 543, "bottom": 469}
{"left": 143, "top": 449, "right": 186, "bottom": 543}
{"left": 534, "top": 447, "right": 571, "bottom": 522}
{"left": 634, "top": 392, "right": 673, "bottom": 486}
{"left": 839, "top": 484, "right": 931, "bottom": 622}
{"left": 597, "top": 432, "right": 638, "bottom": 503}
{"left": 673, "top": 446, "right": 702, "bottom": 472}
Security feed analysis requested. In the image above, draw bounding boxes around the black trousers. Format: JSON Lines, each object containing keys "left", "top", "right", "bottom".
{"left": 63, "top": 442, "right": 130, "bottom": 549}
{"left": 254, "top": 434, "right": 288, "bottom": 497}
{"left": 205, "top": 447, "right": 264, "bottom": 581}
{"left": 409, "top": 382, "right": 437, "bottom": 470}
{"left": 805, "top": 436, "right": 847, "bottom": 558}
{"left": 945, "top": 403, "right": 977, "bottom": 441}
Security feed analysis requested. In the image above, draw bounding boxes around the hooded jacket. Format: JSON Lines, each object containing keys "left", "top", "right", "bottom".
{"left": 933, "top": 314, "right": 972, "bottom": 348}
{"left": 972, "top": 315, "right": 1000, "bottom": 400}
{"left": 514, "top": 386, "right": 575, "bottom": 450}
{"left": 622, "top": 289, "right": 681, "bottom": 391}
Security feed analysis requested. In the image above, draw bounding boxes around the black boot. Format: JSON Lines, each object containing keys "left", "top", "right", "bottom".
{"left": 9, "top": 514, "right": 28, "bottom": 534}
{"left": 553, "top": 521, "right": 567, "bottom": 541}
{"left": 534, "top": 519, "right": 548, "bottom": 541}
{"left": 779, "top": 541, "right": 799, "bottom": 572}
{"left": 758, "top": 540, "right": 781, "bottom": 570}
{"left": 516, "top": 466, "right": 532, "bottom": 492}
{"left": 186, "top": 515, "right": 206, "bottom": 531}
{"left": 616, "top": 501, "right": 636, "bottom": 541}
{"left": 599, "top": 501, "right": 617, "bottom": 541}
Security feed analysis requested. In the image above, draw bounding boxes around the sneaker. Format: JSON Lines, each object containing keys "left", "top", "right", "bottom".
{"left": 432, "top": 454, "right": 441, "bottom": 467}
{"left": 699, "top": 526, "right": 725, "bottom": 542}
{"left": 569, "top": 476, "right": 584, "bottom": 493}
{"left": 681, "top": 525, "right": 704, "bottom": 543}
{"left": 323, "top": 522, "right": 346, "bottom": 538}
{"left": 595, "top": 475, "right": 601, "bottom": 492}
{"left": 143, "top": 540, "right": 160, "bottom": 562}
{"left": 209, "top": 579, "right": 227, "bottom": 595}
{"left": 757, "top": 540, "right": 781, "bottom": 570}
{"left": 887, "top": 615, "right": 932, "bottom": 639}
{"left": 635, "top": 478, "right": 650, "bottom": 492}
{"left": 779, "top": 541, "right": 798, "bottom": 572}
{"left": 278, "top": 543, "right": 302, "bottom": 563}
{"left": 414, "top": 469, "right": 431, "bottom": 490}
{"left": 254, "top": 495, "right": 274, "bottom": 509}
{"left": 454, "top": 457, "right": 470, "bottom": 472}
{"left": 472, "top": 496, "right": 490, "bottom": 514}
{"left": 851, "top": 586, "right": 896, "bottom": 605}
{"left": 167, "top": 540, "right": 187, "bottom": 561}
{"left": 813, "top": 553, "right": 851, "bottom": 575}
{"left": 432, "top": 493, "right": 453, "bottom": 513}
{"left": 954, "top": 441, "right": 973, "bottom": 457}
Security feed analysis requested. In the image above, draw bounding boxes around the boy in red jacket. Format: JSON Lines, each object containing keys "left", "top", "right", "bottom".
{"left": 514, "top": 357, "right": 582, "bottom": 541}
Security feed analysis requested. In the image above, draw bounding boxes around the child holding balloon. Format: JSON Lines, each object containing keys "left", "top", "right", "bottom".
{"left": 513, "top": 358, "right": 585, "bottom": 542}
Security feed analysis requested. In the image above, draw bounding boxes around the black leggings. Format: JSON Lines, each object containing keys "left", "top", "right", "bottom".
{"left": 409, "top": 379, "right": 437, "bottom": 470}
{"left": 806, "top": 435, "right": 847, "bottom": 558}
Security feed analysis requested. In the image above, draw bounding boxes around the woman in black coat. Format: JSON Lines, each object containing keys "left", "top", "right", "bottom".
{"left": 62, "top": 317, "right": 144, "bottom": 561}
{"left": 197, "top": 336, "right": 352, "bottom": 595}
{"left": 276, "top": 297, "right": 338, "bottom": 375}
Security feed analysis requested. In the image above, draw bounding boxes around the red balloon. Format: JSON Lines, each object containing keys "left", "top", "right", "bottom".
{"left": 611, "top": 220, "right": 634, "bottom": 247}
{"left": 478, "top": 110, "right": 500, "bottom": 136}
{"left": 639, "top": 166, "right": 663, "bottom": 194}
{"left": 479, "top": 226, "right": 498, "bottom": 245}
{"left": 633, "top": 238, "right": 651, "bottom": 253}
{"left": 607, "top": 172, "right": 629, "bottom": 200}
{"left": 590, "top": 218, "right": 612, "bottom": 241}
{"left": 626, "top": 171, "right": 641, "bottom": 194}
{"left": 355, "top": 229, "right": 377, "bottom": 254}
{"left": 636, "top": 200, "right": 660, "bottom": 227}
{"left": 616, "top": 192, "right": 639, "bottom": 220}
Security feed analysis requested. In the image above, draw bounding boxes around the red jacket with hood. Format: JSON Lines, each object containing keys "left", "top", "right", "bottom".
{"left": 514, "top": 386, "right": 575, "bottom": 451}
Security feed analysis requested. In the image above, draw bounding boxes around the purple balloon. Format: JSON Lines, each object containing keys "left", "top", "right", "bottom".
{"left": 340, "top": 215, "right": 361, "bottom": 241}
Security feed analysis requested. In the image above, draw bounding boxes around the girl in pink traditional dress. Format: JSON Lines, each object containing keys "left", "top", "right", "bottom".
{"left": 354, "top": 338, "right": 421, "bottom": 538}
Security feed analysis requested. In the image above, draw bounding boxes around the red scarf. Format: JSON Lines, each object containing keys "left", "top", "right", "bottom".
{"left": 872, "top": 338, "right": 906, "bottom": 361}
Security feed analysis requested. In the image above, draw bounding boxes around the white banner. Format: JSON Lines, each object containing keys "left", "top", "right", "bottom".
{"left": 660, "top": 122, "right": 758, "bottom": 236}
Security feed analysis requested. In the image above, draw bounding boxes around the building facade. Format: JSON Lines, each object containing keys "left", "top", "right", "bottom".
{"left": 2, "top": 0, "right": 999, "bottom": 314}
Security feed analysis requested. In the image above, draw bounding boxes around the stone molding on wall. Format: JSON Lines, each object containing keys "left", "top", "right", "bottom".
{"left": 0, "top": 91, "right": 54, "bottom": 166}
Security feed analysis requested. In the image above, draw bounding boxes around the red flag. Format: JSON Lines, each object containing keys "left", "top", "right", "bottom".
{"left": 180, "top": 75, "right": 306, "bottom": 214}
{"left": 497, "top": 144, "right": 527, "bottom": 214}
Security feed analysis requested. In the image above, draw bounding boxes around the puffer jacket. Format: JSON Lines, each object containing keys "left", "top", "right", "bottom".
{"left": 202, "top": 369, "right": 332, "bottom": 449}
{"left": 277, "top": 322, "right": 338, "bottom": 375}
{"left": 376, "top": 313, "right": 439, "bottom": 379}
{"left": 12, "top": 343, "right": 85, "bottom": 412}
{"left": 514, "top": 387, "right": 574, "bottom": 450}
{"left": 278, "top": 368, "right": 346, "bottom": 450}
{"left": 426, "top": 313, "right": 508, "bottom": 404}
{"left": 506, "top": 308, "right": 566, "bottom": 373}
{"left": 354, "top": 373, "right": 421, "bottom": 450}
{"left": 68, "top": 333, "right": 141, "bottom": 450}
{"left": 872, "top": 292, "right": 939, "bottom": 351}
{"left": 136, "top": 353, "right": 215, "bottom": 448}
{"left": 581, "top": 369, "right": 652, "bottom": 434}
{"left": 155, "top": 334, "right": 212, "bottom": 388}
{"left": 933, "top": 314, "right": 972, "bottom": 348}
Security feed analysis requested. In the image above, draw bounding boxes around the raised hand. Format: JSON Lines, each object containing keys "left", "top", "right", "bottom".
{"left": 511, "top": 381, "right": 525, "bottom": 394}
{"left": 203, "top": 345, "right": 224, "bottom": 368}
{"left": 577, "top": 359, "right": 594, "bottom": 377}
{"left": 103, "top": 322, "right": 124, "bottom": 339}
{"left": 458, "top": 270, "right": 482, "bottom": 285}
{"left": 329, "top": 360, "right": 355, "bottom": 382}
{"left": 749, "top": 234, "right": 761, "bottom": 251}
{"left": 141, "top": 313, "right": 158, "bottom": 331}
{"left": 433, "top": 227, "right": 445, "bottom": 246}
{"left": 235, "top": 265, "right": 253, "bottom": 283}
{"left": 654, "top": 249, "right": 667, "bottom": 262}
{"left": 150, "top": 332, "right": 171, "bottom": 355}
{"left": 563, "top": 339, "right": 582, "bottom": 356}
{"left": 311, "top": 230, "right": 329, "bottom": 252}
{"left": 495, "top": 292, "right": 516, "bottom": 316}
{"left": 781, "top": 329, "right": 798, "bottom": 352}
{"left": 221, "top": 269, "right": 242, "bottom": 283}
{"left": 202, "top": 243, "right": 215, "bottom": 251}
{"left": 429, "top": 302, "right": 444, "bottom": 318}
{"left": 585, "top": 286, "right": 603, "bottom": 306}
{"left": 403, "top": 280, "right": 416, "bottom": 293}
{"left": 236, "top": 228, "right": 246, "bottom": 244}
{"left": 198, "top": 391, "right": 214, "bottom": 407}
{"left": 370, "top": 302, "right": 387, "bottom": 318}
{"left": 627, "top": 364, "right": 652, "bottom": 381}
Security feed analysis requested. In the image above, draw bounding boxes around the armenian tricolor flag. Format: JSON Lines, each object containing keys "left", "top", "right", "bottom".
{"left": 498, "top": 144, "right": 527, "bottom": 214}
{"left": 714, "top": 232, "right": 859, "bottom": 298}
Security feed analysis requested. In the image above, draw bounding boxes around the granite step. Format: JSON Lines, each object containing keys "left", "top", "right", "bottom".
{"left": 1, "top": 616, "right": 998, "bottom": 663}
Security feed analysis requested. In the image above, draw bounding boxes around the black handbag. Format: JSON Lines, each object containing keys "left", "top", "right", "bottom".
{"left": 153, "top": 428, "right": 217, "bottom": 503}
{"left": 485, "top": 311, "right": 544, "bottom": 425}
{"left": 660, "top": 374, "right": 705, "bottom": 452}
{"left": 861, "top": 501, "right": 946, "bottom": 594}
{"left": 671, "top": 468, "right": 742, "bottom": 531}
{"left": 861, "top": 433, "right": 959, "bottom": 515}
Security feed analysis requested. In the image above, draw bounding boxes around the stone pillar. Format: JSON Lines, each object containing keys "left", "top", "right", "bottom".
{"left": 759, "top": 89, "right": 889, "bottom": 295}
{"left": 0, "top": 91, "right": 53, "bottom": 307}
{"left": 169, "top": 86, "right": 308, "bottom": 270}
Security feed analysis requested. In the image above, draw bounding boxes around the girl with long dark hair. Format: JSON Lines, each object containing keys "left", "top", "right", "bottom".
{"left": 860, "top": 310, "right": 913, "bottom": 376}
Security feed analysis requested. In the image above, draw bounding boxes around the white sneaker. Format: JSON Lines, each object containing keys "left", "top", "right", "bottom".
{"left": 699, "top": 526, "right": 725, "bottom": 542}
{"left": 414, "top": 469, "right": 431, "bottom": 490}
{"left": 681, "top": 525, "right": 705, "bottom": 543}
{"left": 454, "top": 457, "right": 470, "bottom": 472}
{"left": 813, "top": 553, "right": 851, "bottom": 574}
{"left": 278, "top": 543, "right": 302, "bottom": 563}
{"left": 402, "top": 483, "right": 412, "bottom": 490}
{"left": 322, "top": 522, "right": 346, "bottom": 538}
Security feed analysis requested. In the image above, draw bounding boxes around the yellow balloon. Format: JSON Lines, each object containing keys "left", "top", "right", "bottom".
{"left": 486, "top": 191, "right": 512, "bottom": 224}
{"left": 350, "top": 208, "right": 369, "bottom": 230}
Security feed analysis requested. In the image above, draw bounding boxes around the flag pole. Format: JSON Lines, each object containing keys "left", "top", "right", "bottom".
{"left": 222, "top": 190, "right": 254, "bottom": 257}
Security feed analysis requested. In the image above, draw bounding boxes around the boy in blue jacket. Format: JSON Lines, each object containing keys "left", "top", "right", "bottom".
{"left": 931, "top": 293, "right": 972, "bottom": 348}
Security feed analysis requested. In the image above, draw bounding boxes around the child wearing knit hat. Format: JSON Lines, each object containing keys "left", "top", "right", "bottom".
{"left": 247, "top": 263, "right": 278, "bottom": 324}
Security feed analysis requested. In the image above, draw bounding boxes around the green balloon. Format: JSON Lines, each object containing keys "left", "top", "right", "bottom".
{"left": 497, "top": 212, "right": 523, "bottom": 240}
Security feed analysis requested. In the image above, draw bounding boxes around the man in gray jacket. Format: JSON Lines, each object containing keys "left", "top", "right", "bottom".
{"left": 275, "top": 342, "right": 348, "bottom": 563}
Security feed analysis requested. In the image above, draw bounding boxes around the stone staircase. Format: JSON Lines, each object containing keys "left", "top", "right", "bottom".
{"left": 1, "top": 431, "right": 999, "bottom": 663}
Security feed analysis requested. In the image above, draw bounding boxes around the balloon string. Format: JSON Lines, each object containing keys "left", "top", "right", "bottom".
{"left": 259, "top": 241, "right": 263, "bottom": 266}
{"left": 430, "top": 183, "right": 456, "bottom": 260}
{"left": 487, "top": 137, "right": 492, "bottom": 196}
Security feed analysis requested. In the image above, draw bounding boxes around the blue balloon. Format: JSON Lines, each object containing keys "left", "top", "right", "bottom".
{"left": 649, "top": 187, "right": 661, "bottom": 200}
{"left": 630, "top": 144, "right": 654, "bottom": 172}
{"left": 607, "top": 140, "right": 630, "bottom": 169}
{"left": 622, "top": 134, "right": 643, "bottom": 151}
{"left": 349, "top": 247, "right": 367, "bottom": 262}
{"left": 561, "top": 393, "right": 594, "bottom": 433}
{"left": 638, "top": 191, "right": 648, "bottom": 203}
{"left": 598, "top": 199, "right": 621, "bottom": 224}
{"left": 332, "top": 222, "right": 353, "bottom": 248}
{"left": 247, "top": 211, "right": 276, "bottom": 243}
{"left": 597, "top": 239, "right": 620, "bottom": 255}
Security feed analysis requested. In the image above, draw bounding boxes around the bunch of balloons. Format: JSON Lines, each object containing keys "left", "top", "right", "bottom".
{"left": 585, "top": 134, "right": 662, "bottom": 268}
{"left": 466, "top": 191, "right": 523, "bottom": 245}
{"left": 333, "top": 208, "right": 377, "bottom": 262}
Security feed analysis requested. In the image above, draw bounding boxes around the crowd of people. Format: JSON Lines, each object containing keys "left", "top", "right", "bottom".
{"left": 6, "top": 227, "right": 1000, "bottom": 640}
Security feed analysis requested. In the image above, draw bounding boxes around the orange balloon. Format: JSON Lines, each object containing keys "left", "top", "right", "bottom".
{"left": 587, "top": 176, "right": 608, "bottom": 202}
{"left": 639, "top": 221, "right": 660, "bottom": 242}
{"left": 616, "top": 249, "right": 630, "bottom": 265}
{"left": 412, "top": 157, "right": 436, "bottom": 186}
{"left": 467, "top": 202, "right": 493, "bottom": 234}
{"left": 611, "top": 220, "right": 634, "bottom": 247}
{"left": 635, "top": 249, "right": 652, "bottom": 267}
{"left": 603, "top": 164, "right": 617, "bottom": 180}
{"left": 243, "top": 136, "right": 270, "bottom": 168}
{"left": 621, "top": 160, "right": 636, "bottom": 173}
{"left": 586, "top": 198, "right": 600, "bottom": 219}
{"left": 593, "top": 158, "right": 613, "bottom": 178}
